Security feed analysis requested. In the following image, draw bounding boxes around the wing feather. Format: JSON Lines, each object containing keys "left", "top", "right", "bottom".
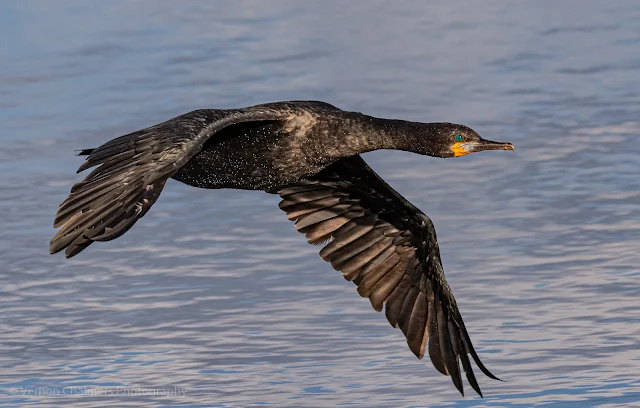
{"left": 51, "top": 107, "right": 287, "bottom": 257}
{"left": 277, "top": 155, "right": 498, "bottom": 397}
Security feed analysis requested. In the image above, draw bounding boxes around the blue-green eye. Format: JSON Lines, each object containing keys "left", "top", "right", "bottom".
{"left": 455, "top": 134, "right": 463, "bottom": 142}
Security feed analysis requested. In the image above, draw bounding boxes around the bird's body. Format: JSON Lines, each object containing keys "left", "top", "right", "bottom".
{"left": 51, "top": 100, "right": 514, "bottom": 397}
{"left": 171, "top": 101, "right": 449, "bottom": 190}
{"left": 172, "top": 102, "right": 347, "bottom": 190}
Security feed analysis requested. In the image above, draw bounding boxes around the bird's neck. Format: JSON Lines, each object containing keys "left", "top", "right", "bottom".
{"left": 324, "top": 112, "right": 433, "bottom": 157}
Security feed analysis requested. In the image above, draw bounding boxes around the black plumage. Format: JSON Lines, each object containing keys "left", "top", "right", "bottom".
{"left": 50, "top": 100, "right": 513, "bottom": 396}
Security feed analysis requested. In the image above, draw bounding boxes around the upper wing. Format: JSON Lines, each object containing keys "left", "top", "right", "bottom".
{"left": 276, "top": 155, "right": 499, "bottom": 397}
{"left": 51, "top": 106, "right": 291, "bottom": 258}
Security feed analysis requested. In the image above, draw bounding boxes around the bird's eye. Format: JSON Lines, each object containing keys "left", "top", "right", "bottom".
{"left": 455, "top": 134, "right": 463, "bottom": 142}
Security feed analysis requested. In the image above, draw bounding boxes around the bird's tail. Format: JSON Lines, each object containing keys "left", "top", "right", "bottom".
{"left": 76, "top": 148, "right": 95, "bottom": 156}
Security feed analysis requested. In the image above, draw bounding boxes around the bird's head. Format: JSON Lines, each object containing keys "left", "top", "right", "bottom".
{"left": 420, "top": 123, "right": 514, "bottom": 158}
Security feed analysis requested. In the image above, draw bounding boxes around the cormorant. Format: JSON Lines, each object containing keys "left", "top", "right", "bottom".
{"left": 50, "top": 101, "right": 514, "bottom": 397}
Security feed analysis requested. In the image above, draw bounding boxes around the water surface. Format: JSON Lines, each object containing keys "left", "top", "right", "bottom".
{"left": 1, "top": 1, "right": 639, "bottom": 406}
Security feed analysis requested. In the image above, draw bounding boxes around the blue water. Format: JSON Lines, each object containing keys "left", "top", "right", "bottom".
{"left": 1, "top": 1, "right": 639, "bottom": 407}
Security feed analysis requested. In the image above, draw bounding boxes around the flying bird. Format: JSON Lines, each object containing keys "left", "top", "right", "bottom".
{"left": 50, "top": 101, "right": 513, "bottom": 397}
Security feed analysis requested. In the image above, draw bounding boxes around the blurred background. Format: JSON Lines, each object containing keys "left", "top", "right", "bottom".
{"left": 1, "top": 1, "right": 639, "bottom": 406}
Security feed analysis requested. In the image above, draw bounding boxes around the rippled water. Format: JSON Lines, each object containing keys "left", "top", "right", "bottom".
{"left": 2, "top": 1, "right": 640, "bottom": 407}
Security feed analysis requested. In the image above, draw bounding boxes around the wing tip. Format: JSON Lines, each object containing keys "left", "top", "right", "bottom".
{"left": 48, "top": 236, "right": 64, "bottom": 256}
{"left": 469, "top": 346, "right": 502, "bottom": 382}
{"left": 452, "top": 376, "right": 464, "bottom": 397}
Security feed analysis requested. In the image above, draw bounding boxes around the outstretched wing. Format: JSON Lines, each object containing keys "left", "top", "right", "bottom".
{"left": 276, "top": 155, "right": 499, "bottom": 397}
{"left": 51, "top": 105, "right": 293, "bottom": 258}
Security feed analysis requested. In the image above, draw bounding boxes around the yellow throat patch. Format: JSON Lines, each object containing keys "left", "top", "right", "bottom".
{"left": 451, "top": 142, "right": 471, "bottom": 157}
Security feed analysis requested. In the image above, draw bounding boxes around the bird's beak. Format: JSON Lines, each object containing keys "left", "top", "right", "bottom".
{"left": 452, "top": 140, "right": 514, "bottom": 157}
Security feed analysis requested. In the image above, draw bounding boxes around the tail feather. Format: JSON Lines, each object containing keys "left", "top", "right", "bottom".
{"left": 76, "top": 148, "right": 95, "bottom": 156}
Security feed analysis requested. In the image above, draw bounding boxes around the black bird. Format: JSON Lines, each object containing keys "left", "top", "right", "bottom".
{"left": 50, "top": 101, "right": 513, "bottom": 397}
